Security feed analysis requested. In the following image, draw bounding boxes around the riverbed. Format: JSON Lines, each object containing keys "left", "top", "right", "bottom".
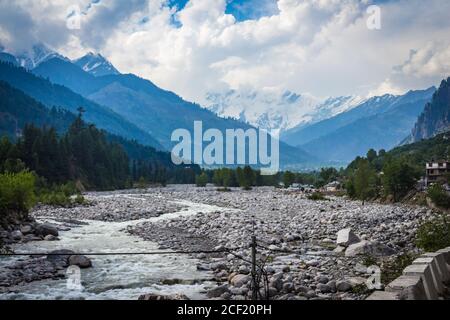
{"left": 0, "top": 194, "right": 231, "bottom": 300}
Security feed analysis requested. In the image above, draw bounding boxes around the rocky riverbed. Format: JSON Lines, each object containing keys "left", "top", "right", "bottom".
{"left": 0, "top": 185, "right": 435, "bottom": 300}
{"left": 130, "top": 185, "right": 434, "bottom": 300}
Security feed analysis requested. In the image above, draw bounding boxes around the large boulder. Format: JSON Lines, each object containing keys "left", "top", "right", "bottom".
{"left": 10, "top": 230, "right": 23, "bottom": 241}
{"left": 336, "top": 228, "right": 360, "bottom": 247}
{"left": 69, "top": 255, "right": 92, "bottom": 268}
{"left": 20, "top": 225, "right": 34, "bottom": 235}
{"left": 336, "top": 280, "right": 353, "bottom": 292}
{"left": 230, "top": 274, "right": 250, "bottom": 288}
{"left": 345, "top": 241, "right": 396, "bottom": 257}
{"left": 46, "top": 249, "right": 75, "bottom": 266}
{"left": 207, "top": 284, "right": 229, "bottom": 298}
{"left": 36, "top": 224, "right": 59, "bottom": 237}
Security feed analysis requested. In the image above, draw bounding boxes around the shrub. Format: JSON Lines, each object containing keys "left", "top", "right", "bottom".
{"left": 0, "top": 171, "right": 36, "bottom": 215}
{"left": 416, "top": 213, "right": 450, "bottom": 251}
{"left": 37, "top": 182, "right": 86, "bottom": 207}
{"left": 307, "top": 192, "right": 328, "bottom": 201}
{"left": 381, "top": 253, "right": 417, "bottom": 285}
{"left": 427, "top": 184, "right": 450, "bottom": 209}
{"left": 195, "top": 172, "right": 208, "bottom": 187}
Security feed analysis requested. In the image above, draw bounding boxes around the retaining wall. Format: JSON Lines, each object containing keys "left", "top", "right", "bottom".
{"left": 367, "top": 247, "right": 450, "bottom": 300}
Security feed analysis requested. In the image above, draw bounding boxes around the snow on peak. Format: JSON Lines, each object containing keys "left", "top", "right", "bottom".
{"left": 15, "top": 43, "right": 67, "bottom": 69}
{"left": 74, "top": 52, "right": 120, "bottom": 77}
{"left": 205, "top": 89, "right": 363, "bottom": 133}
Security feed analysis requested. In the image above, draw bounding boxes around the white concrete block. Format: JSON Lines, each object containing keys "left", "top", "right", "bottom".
{"left": 403, "top": 264, "right": 438, "bottom": 300}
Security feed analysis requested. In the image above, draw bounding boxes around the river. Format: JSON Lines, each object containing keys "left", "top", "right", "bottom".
{"left": 0, "top": 195, "right": 226, "bottom": 300}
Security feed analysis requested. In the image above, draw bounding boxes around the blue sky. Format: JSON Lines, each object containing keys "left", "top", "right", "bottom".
{"left": 168, "top": 0, "right": 278, "bottom": 21}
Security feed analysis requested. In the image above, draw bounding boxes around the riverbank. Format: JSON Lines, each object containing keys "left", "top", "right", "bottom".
{"left": 129, "top": 185, "right": 432, "bottom": 300}
{"left": 0, "top": 185, "right": 435, "bottom": 300}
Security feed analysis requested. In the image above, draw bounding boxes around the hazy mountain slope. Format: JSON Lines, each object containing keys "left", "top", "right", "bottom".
{"left": 0, "top": 81, "right": 76, "bottom": 138}
{"left": 410, "top": 77, "right": 450, "bottom": 142}
{"left": 301, "top": 93, "right": 434, "bottom": 163}
{"left": 206, "top": 89, "right": 363, "bottom": 133}
{"left": 282, "top": 88, "right": 435, "bottom": 148}
{"left": 32, "top": 57, "right": 315, "bottom": 167}
{"left": 0, "top": 62, "right": 163, "bottom": 150}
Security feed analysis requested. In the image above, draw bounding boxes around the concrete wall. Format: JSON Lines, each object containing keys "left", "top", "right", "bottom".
{"left": 366, "top": 247, "right": 450, "bottom": 300}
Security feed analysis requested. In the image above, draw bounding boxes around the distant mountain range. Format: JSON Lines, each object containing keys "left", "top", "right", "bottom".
{"left": 0, "top": 44, "right": 314, "bottom": 168}
{"left": 281, "top": 87, "right": 436, "bottom": 164}
{"left": 409, "top": 78, "right": 450, "bottom": 143}
{"left": 2, "top": 43, "right": 448, "bottom": 168}
{"left": 206, "top": 89, "right": 364, "bottom": 133}
{"left": 0, "top": 61, "right": 163, "bottom": 150}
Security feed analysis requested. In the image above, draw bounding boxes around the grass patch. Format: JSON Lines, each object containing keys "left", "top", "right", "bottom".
{"left": 307, "top": 192, "right": 328, "bottom": 201}
{"left": 381, "top": 253, "right": 418, "bottom": 285}
{"left": 416, "top": 212, "right": 450, "bottom": 252}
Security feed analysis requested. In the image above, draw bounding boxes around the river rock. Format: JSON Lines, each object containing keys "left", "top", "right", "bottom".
{"left": 46, "top": 249, "right": 75, "bottom": 265}
{"left": 138, "top": 293, "right": 189, "bottom": 300}
{"left": 20, "top": 225, "right": 34, "bottom": 235}
{"left": 10, "top": 230, "right": 23, "bottom": 241}
{"left": 345, "top": 240, "right": 396, "bottom": 257}
{"left": 336, "top": 280, "right": 352, "bottom": 292}
{"left": 36, "top": 224, "right": 59, "bottom": 237}
{"left": 207, "top": 284, "right": 229, "bottom": 298}
{"left": 44, "top": 235, "right": 58, "bottom": 241}
{"left": 230, "top": 274, "right": 250, "bottom": 288}
{"left": 69, "top": 255, "right": 92, "bottom": 268}
{"left": 336, "top": 228, "right": 360, "bottom": 247}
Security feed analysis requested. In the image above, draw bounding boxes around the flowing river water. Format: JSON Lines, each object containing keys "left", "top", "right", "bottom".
{"left": 0, "top": 195, "right": 228, "bottom": 300}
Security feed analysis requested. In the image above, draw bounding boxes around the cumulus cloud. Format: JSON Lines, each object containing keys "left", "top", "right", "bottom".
{"left": 0, "top": 0, "right": 450, "bottom": 102}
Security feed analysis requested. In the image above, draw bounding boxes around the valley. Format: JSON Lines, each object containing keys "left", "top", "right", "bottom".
{"left": 0, "top": 186, "right": 431, "bottom": 300}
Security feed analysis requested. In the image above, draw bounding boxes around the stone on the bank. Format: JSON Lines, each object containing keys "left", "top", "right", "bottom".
{"left": 230, "top": 274, "right": 250, "bottom": 288}
{"left": 44, "top": 235, "right": 57, "bottom": 241}
{"left": 47, "top": 249, "right": 75, "bottom": 265}
{"left": 207, "top": 284, "right": 229, "bottom": 298}
{"left": 11, "top": 230, "right": 23, "bottom": 241}
{"left": 69, "top": 255, "right": 92, "bottom": 268}
{"left": 345, "top": 240, "right": 396, "bottom": 257}
{"left": 20, "top": 225, "right": 33, "bottom": 235}
{"left": 283, "top": 282, "right": 294, "bottom": 293}
{"left": 317, "top": 283, "right": 332, "bottom": 293}
{"left": 238, "top": 265, "right": 250, "bottom": 274}
{"left": 336, "top": 280, "right": 352, "bottom": 292}
{"left": 36, "top": 224, "right": 59, "bottom": 237}
{"left": 336, "top": 228, "right": 360, "bottom": 247}
{"left": 138, "top": 293, "right": 189, "bottom": 300}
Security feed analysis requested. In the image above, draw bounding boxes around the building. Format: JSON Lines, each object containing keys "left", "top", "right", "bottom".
{"left": 324, "top": 181, "right": 341, "bottom": 192}
{"left": 425, "top": 160, "right": 450, "bottom": 187}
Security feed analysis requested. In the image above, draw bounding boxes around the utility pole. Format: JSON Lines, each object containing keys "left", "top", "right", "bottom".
{"left": 251, "top": 235, "right": 258, "bottom": 300}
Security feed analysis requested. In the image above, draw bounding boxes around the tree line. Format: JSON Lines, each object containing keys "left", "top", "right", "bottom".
{"left": 0, "top": 113, "right": 200, "bottom": 191}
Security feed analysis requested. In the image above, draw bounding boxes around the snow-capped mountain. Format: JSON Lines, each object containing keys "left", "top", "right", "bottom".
{"left": 74, "top": 52, "right": 120, "bottom": 77}
{"left": 206, "top": 89, "right": 364, "bottom": 133}
{"left": 15, "top": 44, "right": 68, "bottom": 69}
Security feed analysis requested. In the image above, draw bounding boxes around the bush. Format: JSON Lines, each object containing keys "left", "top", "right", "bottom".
{"left": 381, "top": 253, "right": 417, "bottom": 285}
{"left": 0, "top": 171, "right": 36, "bottom": 215}
{"left": 37, "top": 182, "right": 86, "bottom": 207}
{"left": 427, "top": 184, "right": 450, "bottom": 209}
{"left": 195, "top": 172, "right": 208, "bottom": 187}
{"left": 307, "top": 192, "right": 328, "bottom": 201}
{"left": 416, "top": 213, "right": 450, "bottom": 251}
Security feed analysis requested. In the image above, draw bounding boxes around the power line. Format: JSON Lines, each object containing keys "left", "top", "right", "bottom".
{"left": 0, "top": 247, "right": 243, "bottom": 257}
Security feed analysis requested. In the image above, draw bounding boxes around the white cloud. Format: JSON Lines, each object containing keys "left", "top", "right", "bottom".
{"left": 1, "top": 0, "right": 450, "bottom": 103}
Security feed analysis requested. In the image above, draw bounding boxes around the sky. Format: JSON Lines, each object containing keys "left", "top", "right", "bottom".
{"left": 0, "top": 0, "right": 450, "bottom": 104}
